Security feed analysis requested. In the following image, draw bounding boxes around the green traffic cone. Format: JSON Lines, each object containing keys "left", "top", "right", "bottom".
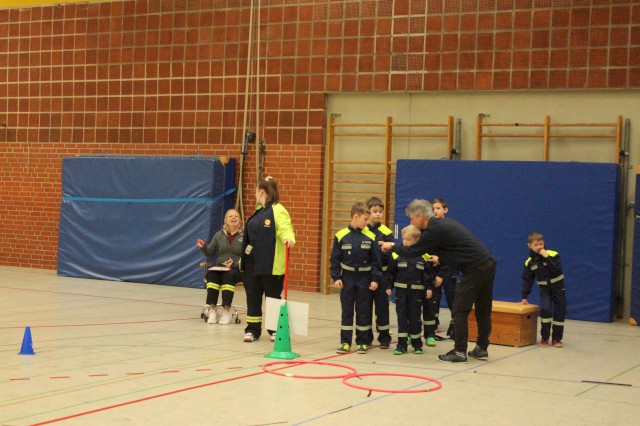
{"left": 265, "top": 301, "right": 300, "bottom": 360}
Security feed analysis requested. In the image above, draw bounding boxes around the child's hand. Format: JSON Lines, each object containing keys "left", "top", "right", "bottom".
{"left": 434, "top": 276, "right": 443, "bottom": 287}
{"left": 539, "top": 248, "right": 548, "bottom": 257}
{"left": 380, "top": 242, "right": 394, "bottom": 252}
{"left": 284, "top": 239, "right": 295, "bottom": 248}
{"left": 334, "top": 279, "right": 344, "bottom": 289}
{"left": 222, "top": 258, "right": 233, "bottom": 268}
{"left": 369, "top": 281, "right": 378, "bottom": 291}
{"left": 196, "top": 239, "right": 205, "bottom": 248}
{"left": 521, "top": 298, "right": 529, "bottom": 305}
{"left": 429, "top": 255, "right": 439, "bottom": 265}
{"left": 426, "top": 290, "right": 433, "bottom": 299}
{"left": 386, "top": 289, "right": 392, "bottom": 296}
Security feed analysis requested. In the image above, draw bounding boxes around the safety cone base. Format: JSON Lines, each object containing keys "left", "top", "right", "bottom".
{"left": 265, "top": 350, "right": 300, "bottom": 360}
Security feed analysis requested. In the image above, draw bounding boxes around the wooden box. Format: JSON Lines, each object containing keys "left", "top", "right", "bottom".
{"left": 468, "top": 301, "right": 540, "bottom": 347}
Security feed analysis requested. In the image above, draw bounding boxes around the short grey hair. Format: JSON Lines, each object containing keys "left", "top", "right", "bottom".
{"left": 405, "top": 199, "right": 434, "bottom": 219}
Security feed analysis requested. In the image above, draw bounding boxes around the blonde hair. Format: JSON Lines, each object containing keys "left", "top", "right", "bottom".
{"left": 223, "top": 209, "right": 242, "bottom": 234}
{"left": 401, "top": 224, "right": 421, "bottom": 240}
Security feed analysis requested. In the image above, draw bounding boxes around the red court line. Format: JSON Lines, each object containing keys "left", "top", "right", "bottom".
{"left": 30, "top": 370, "right": 266, "bottom": 425}
{"left": 29, "top": 351, "right": 357, "bottom": 425}
{"left": 0, "top": 317, "right": 195, "bottom": 330}
{"left": 10, "top": 378, "right": 30, "bottom": 381}
{"left": 0, "top": 286, "right": 197, "bottom": 307}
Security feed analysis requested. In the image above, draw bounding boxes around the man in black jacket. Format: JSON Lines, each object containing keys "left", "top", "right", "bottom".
{"left": 381, "top": 199, "right": 496, "bottom": 363}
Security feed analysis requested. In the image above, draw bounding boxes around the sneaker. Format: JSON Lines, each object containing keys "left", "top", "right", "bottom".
{"left": 270, "top": 333, "right": 276, "bottom": 342}
{"left": 379, "top": 342, "right": 390, "bottom": 349}
{"left": 356, "top": 344, "right": 368, "bottom": 354}
{"left": 434, "top": 334, "right": 447, "bottom": 341}
{"left": 552, "top": 340, "right": 564, "bottom": 348}
{"left": 426, "top": 337, "right": 437, "bottom": 347}
{"left": 540, "top": 339, "right": 550, "bottom": 347}
{"left": 207, "top": 308, "right": 219, "bottom": 324}
{"left": 393, "top": 346, "right": 407, "bottom": 355}
{"left": 202, "top": 306, "right": 210, "bottom": 321}
{"left": 437, "top": 349, "right": 468, "bottom": 363}
{"left": 219, "top": 309, "right": 232, "bottom": 325}
{"left": 467, "top": 346, "right": 489, "bottom": 360}
{"left": 414, "top": 347, "right": 423, "bottom": 354}
{"left": 336, "top": 343, "right": 351, "bottom": 354}
{"left": 243, "top": 332, "right": 257, "bottom": 342}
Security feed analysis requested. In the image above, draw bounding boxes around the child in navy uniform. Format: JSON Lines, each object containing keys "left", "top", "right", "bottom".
{"left": 330, "top": 202, "right": 382, "bottom": 354}
{"left": 522, "top": 231, "right": 566, "bottom": 348}
{"left": 384, "top": 225, "right": 436, "bottom": 354}
{"left": 364, "top": 196, "right": 394, "bottom": 348}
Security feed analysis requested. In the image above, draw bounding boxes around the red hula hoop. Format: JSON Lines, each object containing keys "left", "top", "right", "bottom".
{"left": 262, "top": 360, "right": 358, "bottom": 380}
{"left": 342, "top": 372, "right": 443, "bottom": 394}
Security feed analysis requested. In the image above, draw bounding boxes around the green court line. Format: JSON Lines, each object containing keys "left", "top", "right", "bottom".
{"left": 574, "top": 361, "right": 640, "bottom": 397}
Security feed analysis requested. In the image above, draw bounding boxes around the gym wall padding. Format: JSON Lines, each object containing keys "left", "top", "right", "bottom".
{"left": 630, "top": 173, "right": 640, "bottom": 325}
{"left": 394, "top": 160, "right": 620, "bottom": 323}
{"left": 58, "top": 156, "right": 236, "bottom": 288}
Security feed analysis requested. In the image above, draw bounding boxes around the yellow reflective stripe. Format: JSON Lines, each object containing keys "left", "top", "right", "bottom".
{"left": 394, "top": 282, "right": 408, "bottom": 288}
{"left": 423, "top": 320, "right": 436, "bottom": 326}
{"left": 206, "top": 282, "right": 220, "bottom": 290}
{"left": 552, "top": 321, "right": 564, "bottom": 326}
{"left": 356, "top": 325, "right": 372, "bottom": 331}
{"left": 537, "top": 281, "right": 548, "bottom": 285}
{"left": 382, "top": 266, "right": 388, "bottom": 271}
{"left": 340, "top": 325, "right": 353, "bottom": 331}
{"left": 246, "top": 316, "right": 262, "bottom": 323}
{"left": 410, "top": 333, "right": 423, "bottom": 339}
{"left": 550, "top": 274, "right": 565, "bottom": 283}
{"left": 220, "top": 284, "right": 235, "bottom": 292}
{"left": 397, "top": 332, "right": 409, "bottom": 338}
{"left": 412, "top": 285, "right": 425, "bottom": 290}
{"left": 540, "top": 318, "right": 552, "bottom": 323}
{"left": 377, "top": 325, "right": 390, "bottom": 331}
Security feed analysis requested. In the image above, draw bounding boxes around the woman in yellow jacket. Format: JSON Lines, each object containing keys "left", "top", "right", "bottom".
{"left": 241, "top": 177, "right": 296, "bottom": 342}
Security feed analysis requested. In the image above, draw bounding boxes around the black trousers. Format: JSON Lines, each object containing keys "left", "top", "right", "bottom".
{"left": 452, "top": 259, "right": 496, "bottom": 353}
{"left": 243, "top": 260, "right": 284, "bottom": 339}
{"left": 539, "top": 282, "right": 566, "bottom": 341}
{"left": 205, "top": 269, "right": 242, "bottom": 307}
{"left": 366, "top": 284, "right": 391, "bottom": 345}
{"left": 395, "top": 289, "right": 423, "bottom": 349}
{"left": 339, "top": 271, "right": 373, "bottom": 345}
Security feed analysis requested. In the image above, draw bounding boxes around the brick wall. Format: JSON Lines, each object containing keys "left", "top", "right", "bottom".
{"left": 1, "top": 0, "right": 639, "bottom": 291}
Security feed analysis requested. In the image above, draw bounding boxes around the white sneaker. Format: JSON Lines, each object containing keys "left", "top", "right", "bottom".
{"left": 219, "top": 309, "right": 232, "bottom": 325}
{"left": 243, "top": 332, "right": 257, "bottom": 342}
{"left": 207, "top": 308, "right": 219, "bottom": 324}
{"left": 202, "top": 306, "right": 210, "bottom": 320}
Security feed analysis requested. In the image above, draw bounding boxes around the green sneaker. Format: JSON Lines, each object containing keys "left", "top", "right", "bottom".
{"left": 414, "top": 347, "right": 423, "bottom": 354}
{"left": 336, "top": 343, "right": 351, "bottom": 354}
{"left": 393, "top": 346, "right": 407, "bottom": 355}
{"left": 356, "top": 344, "right": 368, "bottom": 354}
{"left": 426, "top": 337, "right": 437, "bottom": 347}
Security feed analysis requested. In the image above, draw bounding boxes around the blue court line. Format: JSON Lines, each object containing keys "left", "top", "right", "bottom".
{"left": 62, "top": 187, "right": 237, "bottom": 203}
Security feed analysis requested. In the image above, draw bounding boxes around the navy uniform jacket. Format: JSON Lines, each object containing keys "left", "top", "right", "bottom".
{"left": 384, "top": 252, "right": 436, "bottom": 292}
{"left": 330, "top": 225, "right": 382, "bottom": 284}
{"left": 242, "top": 201, "right": 295, "bottom": 276}
{"left": 522, "top": 249, "right": 564, "bottom": 299}
{"left": 366, "top": 223, "right": 394, "bottom": 269}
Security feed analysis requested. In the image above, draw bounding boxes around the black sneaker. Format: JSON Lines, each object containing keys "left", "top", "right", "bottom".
{"left": 437, "top": 349, "right": 468, "bottom": 363}
{"left": 467, "top": 346, "right": 488, "bottom": 360}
